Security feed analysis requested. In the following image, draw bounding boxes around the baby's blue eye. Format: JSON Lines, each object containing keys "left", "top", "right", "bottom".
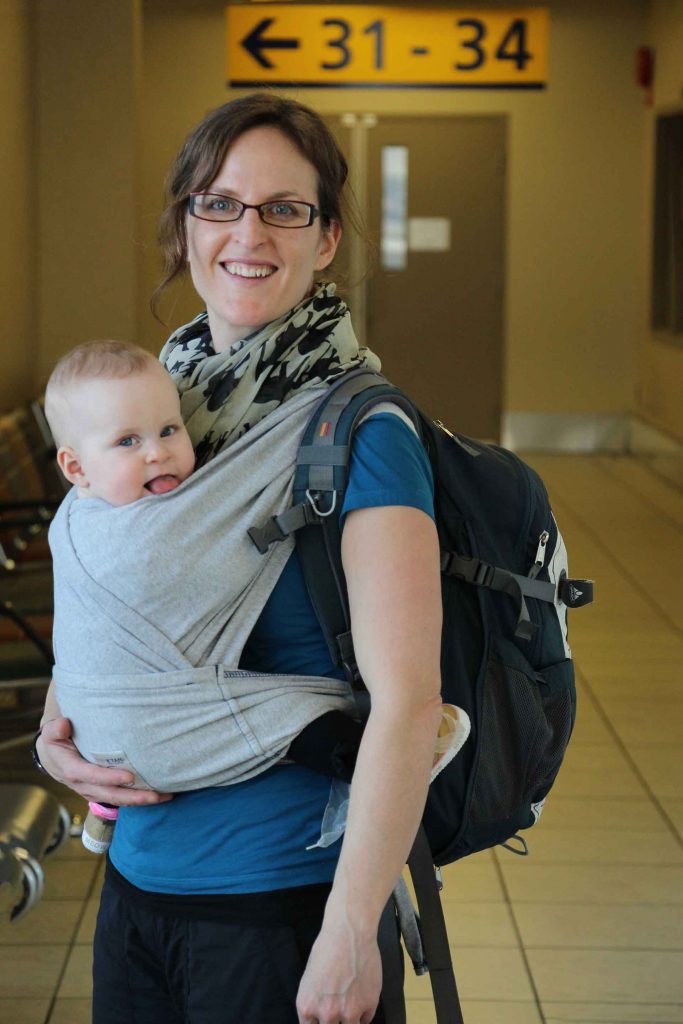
{"left": 160, "top": 425, "right": 176, "bottom": 438}
{"left": 117, "top": 437, "right": 135, "bottom": 447}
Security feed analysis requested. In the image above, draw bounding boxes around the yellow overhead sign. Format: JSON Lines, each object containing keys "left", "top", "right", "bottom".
{"left": 226, "top": 6, "right": 548, "bottom": 89}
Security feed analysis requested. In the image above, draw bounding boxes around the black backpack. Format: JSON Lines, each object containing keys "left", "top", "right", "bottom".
{"left": 248, "top": 369, "right": 593, "bottom": 1022}
{"left": 249, "top": 369, "right": 593, "bottom": 863}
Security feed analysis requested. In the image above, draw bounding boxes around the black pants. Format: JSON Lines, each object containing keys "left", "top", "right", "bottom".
{"left": 93, "top": 863, "right": 388, "bottom": 1024}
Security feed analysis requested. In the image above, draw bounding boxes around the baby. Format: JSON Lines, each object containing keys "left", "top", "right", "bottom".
{"left": 44, "top": 341, "right": 469, "bottom": 851}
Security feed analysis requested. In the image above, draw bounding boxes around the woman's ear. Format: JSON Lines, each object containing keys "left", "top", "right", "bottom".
{"left": 315, "top": 220, "right": 342, "bottom": 271}
{"left": 56, "top": 446, "right": 88, "bottom": 488}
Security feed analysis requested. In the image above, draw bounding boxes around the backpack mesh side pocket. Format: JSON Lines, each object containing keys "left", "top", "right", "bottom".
{"left": 469, "top": 644, "right": 574, "bottom": 827}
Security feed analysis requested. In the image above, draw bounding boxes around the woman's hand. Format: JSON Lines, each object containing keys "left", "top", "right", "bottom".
{"left": 296, "top": 915, "right": 381, "bottom": 1024}
{"left": 37, "top": 716, "right": 171, "bottom": 807}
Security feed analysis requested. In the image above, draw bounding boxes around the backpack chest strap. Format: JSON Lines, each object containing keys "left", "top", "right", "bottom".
{"left": 441, "top": 550, "right": 593, "bottom": 638}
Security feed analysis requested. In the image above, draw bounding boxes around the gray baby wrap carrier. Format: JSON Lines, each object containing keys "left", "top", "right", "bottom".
{"left": 50, "top": 389, "right": 355, "bottom": 792}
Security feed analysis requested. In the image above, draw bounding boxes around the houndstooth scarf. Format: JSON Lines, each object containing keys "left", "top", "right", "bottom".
{"left": 159, "top": 282, "right": 381, "bottom": 465}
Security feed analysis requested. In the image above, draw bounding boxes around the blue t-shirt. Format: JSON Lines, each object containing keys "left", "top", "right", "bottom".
{"left": 109, "top": 413, "right": 434, "bottom": 894}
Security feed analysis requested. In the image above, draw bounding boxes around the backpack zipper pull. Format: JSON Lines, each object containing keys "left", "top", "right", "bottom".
{"left": 529, "top": 529, "right": 550, "bottom": 579}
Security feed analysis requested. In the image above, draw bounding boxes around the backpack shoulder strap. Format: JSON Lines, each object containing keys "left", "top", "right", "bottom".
{"left": 248, "top": 369, "right": 420, "bottom": 684}
{"left": 294, "top": 370, "right": 420, "bottom": 684}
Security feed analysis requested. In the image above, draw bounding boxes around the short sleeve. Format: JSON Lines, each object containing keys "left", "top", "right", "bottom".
{"left": 340, "top": 411, "right": 435, "bottom": 525}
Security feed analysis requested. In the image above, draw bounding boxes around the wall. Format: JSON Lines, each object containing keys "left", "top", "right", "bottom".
{"left": 139, "top": 0, "right": 228, "bottom": 345}
{"left": 638, "top": 0, "right": 683, "bottom": 442}
{"left": 0, "top": 0, "right": 35, "bottom": 411}
{"left": 33, "top": 0, "right": 143, "bottom": 388}
{"left": 139, "top": 0, "right": 649, "bottom": 420}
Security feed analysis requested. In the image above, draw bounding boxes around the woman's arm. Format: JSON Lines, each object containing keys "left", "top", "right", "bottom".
{"left": 37, "top": 681, "right": 170, "bottom": 806}
{"left": 296, "top": 504, "right": 443, "bottom": 1024}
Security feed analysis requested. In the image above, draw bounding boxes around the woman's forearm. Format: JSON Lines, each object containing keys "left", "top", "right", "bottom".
{"left": 325, "top": 688, "right": 441, "bottom": 933}
{"left": 296, "top": 674, "right": 441, "bottom": 1023}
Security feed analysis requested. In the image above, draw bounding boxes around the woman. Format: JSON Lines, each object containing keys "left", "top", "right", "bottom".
{"left": 36, "top": 93, "right": 443, "bottom": 1024}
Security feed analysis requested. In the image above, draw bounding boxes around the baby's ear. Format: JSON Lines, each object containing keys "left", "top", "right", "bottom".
{"left": 56, "top": 446, "right": 87, "bottom": 487}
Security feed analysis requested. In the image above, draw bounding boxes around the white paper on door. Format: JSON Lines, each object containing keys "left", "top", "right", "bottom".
{"left": 408, "top": 217, "right": 451, "bottom": 252}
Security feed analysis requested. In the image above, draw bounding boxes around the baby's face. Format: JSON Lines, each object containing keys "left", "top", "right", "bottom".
{"left": 67, "top": 367, "right": 196, "bottom": 506}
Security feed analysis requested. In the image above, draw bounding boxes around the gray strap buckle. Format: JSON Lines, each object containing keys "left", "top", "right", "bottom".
{"left": 248, "top": 500, "right": 323, "bottom": 554}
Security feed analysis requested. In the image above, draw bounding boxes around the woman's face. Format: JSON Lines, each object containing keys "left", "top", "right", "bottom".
{"left": 186, "top": 126, "right": 340, "bottom": 352}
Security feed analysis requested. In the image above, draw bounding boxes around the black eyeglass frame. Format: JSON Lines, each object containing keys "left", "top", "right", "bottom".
{"left": 188, "top": 193, "right": 321, "bottom": 228}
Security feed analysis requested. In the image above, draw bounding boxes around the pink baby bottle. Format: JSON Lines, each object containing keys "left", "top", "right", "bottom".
{"left": 81, "top": 802, "right": 119, "bottom": 854}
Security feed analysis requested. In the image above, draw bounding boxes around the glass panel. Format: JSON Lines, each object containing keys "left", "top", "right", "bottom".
{"left": 381, "top": 145, "right": 408, "bottom": 271}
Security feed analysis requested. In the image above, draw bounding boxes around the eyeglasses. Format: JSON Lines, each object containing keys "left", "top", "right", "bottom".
{"left": 188, "top": 193, "right": 321, "bottom": 229}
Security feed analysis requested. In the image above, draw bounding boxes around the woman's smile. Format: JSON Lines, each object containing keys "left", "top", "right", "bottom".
{"left": 222, "top": 259, "right": 277, "bottom": 280}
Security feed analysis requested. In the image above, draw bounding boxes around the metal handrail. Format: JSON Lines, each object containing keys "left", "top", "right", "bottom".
{"left": 0, "top": 732, "right": 35, "bottom": 754}
{"left": 0, "top": 678, "right": 51, "bottom": 692}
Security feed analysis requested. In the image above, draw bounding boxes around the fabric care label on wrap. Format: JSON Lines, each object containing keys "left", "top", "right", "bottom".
{"left": 89, "top": 751, "right": 152, "bottom": 790}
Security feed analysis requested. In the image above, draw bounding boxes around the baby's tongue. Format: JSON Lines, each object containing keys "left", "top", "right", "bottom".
{"left": 147, "top": 475, "right": 178, "bottom": 495}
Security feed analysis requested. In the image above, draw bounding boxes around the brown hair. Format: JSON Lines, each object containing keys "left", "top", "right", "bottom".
{"left": 45, "top": 340, "right": 160, "bottom": 445}
{"left": 152, "top": 93, "right": 358, "bottom": 316}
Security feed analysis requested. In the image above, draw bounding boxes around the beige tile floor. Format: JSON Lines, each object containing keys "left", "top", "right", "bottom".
{"left": 0, "top": 453, "right": 681, "bottom": 1023}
